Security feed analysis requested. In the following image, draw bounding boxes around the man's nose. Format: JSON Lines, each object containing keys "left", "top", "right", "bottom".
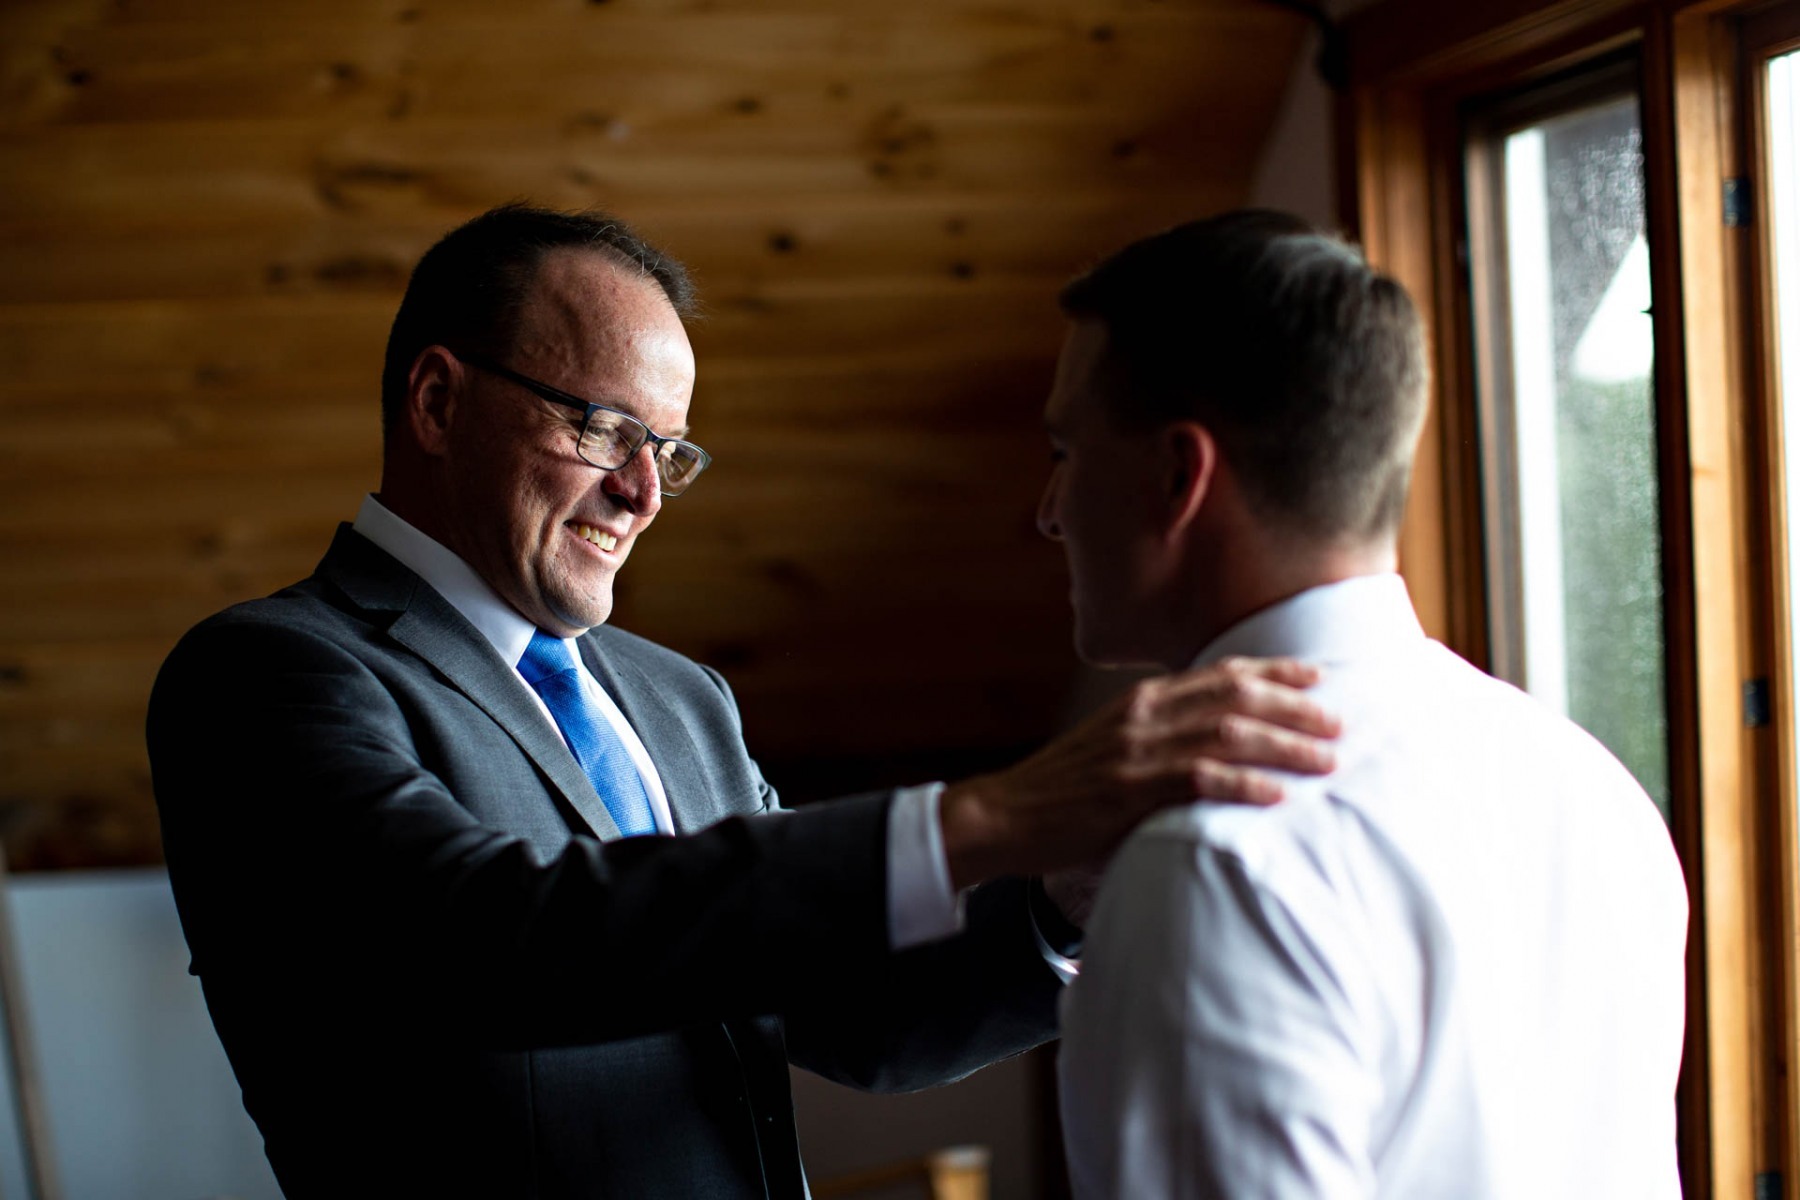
{"left": 603, "top": 443, "right": 664, "bottom": 518}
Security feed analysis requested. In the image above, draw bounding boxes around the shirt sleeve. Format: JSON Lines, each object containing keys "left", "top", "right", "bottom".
{"left": 886, "top": 782, "right": 964, "bottom": 949}
{"left": 1058, "top": 820, "right": 1382, "bottom": 1200}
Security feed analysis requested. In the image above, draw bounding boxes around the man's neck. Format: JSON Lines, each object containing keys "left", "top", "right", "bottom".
{"left": 1161, "top": 539, "right": 1398, "bottom": 670}
{"left": 373, "top": 481, "right": 453, "bottom": 558}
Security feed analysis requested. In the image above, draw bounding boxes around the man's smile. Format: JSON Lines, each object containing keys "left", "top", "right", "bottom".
{"left": 568, "top": 521, "right": 624, "bottom": 554}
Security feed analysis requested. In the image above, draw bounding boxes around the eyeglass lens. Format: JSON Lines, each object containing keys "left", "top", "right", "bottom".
{"left": 578, "top": 412, "right": 707, "bottom": 494}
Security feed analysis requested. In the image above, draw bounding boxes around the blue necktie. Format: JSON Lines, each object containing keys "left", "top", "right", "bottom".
{"left": 518, "top": 630, "right": 658, "bottom": 838}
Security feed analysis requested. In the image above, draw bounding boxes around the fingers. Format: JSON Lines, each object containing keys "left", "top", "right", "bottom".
{"left": 1134, "top": 659, "right": 1343, "bottom": 740}
{"left": 1192, "top": 759, "right": 1287, "bottom": 807}
{"left": 1107, "top": 660, "right": 1340, "bottom": 799}
{"left": 1207, "top": 714, "right": 1337, "bottom": 774}
{"left": 1219, "top": 656, "right": 1324, "bottom": 689}
{"left": 1160, "top": 656, "right": 1320, "bottom": 694}
{"left": 1124, "top": 715, "right": 1332, "bottom": 790}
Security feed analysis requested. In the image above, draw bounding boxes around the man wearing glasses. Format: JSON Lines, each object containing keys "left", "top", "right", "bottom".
{"left": 147, "top": 204, "right": 1337, "bottom": 1198}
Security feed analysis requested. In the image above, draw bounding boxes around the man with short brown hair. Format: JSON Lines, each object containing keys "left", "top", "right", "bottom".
{"left": 1050, "top": 211, "right": 1688, "bottom": 1198}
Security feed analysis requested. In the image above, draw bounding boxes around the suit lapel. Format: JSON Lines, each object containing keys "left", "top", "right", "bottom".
{"left": 578, "top": 636, "right": 727, "bottom": 835}
{"left": 316, "top": 526, "right": 623, "bottom": 841}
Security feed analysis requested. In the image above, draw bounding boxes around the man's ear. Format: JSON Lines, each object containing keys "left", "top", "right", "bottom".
{"left": 405, "top": 346, "right": 462, "bottom": 457}
{"left": 1161, "top": 420, "right": 1217, "bottom": 539}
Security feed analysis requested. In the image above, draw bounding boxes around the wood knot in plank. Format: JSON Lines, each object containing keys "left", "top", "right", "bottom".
{"left": 191, "top": 363, "right": 239, "bottom": 388}
{"left": 316, "top": 159, "right": 424, "bottom": 212}
{"left": 862, "top": 107, "right": 940, "bottom": 183}
{"left": 314, "top": 254, "right": 407, "bottom": 289}
{"left": 192, "top": 519, "right": 257, "bottom": 561}
{"left": 564, "top": 112, "right": 632, "bottom": 141}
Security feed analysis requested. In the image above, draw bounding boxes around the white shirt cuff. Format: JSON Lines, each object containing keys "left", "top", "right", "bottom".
{"left": 887, "top": 782, "right": 966, "bottom": 949}
{"left": 1031, "top": 911, "right": 1082, "bottom": 985}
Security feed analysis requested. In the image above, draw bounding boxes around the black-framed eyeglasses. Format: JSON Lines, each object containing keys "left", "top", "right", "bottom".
{"left": 454, "top": 353, "right": 711, "bottom": 497}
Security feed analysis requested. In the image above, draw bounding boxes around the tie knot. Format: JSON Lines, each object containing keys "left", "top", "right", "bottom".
{"left": 518, "top": 629, "right": 578, "bottom": 685}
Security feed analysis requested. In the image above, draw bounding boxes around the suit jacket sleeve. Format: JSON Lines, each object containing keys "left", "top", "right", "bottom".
{"left": 781, "top": 874, "right": 1062, "bottom": 1092}
{"left": 684, "top": 663, "right": 1063, "bottom": 1093}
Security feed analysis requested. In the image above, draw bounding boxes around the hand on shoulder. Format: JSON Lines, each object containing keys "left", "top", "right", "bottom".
{"left": 938, "top": 657, "right": 1341, "bottom": 889}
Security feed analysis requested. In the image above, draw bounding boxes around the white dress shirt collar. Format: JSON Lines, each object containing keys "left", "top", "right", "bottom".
{"left": 352, "top": 493, "right": 681, "bottom": 838}
{"left": 1192, "top": 573, "right": 1423, "bottom": 670}
{"left": 353, "top": 494, "right": 539, "bottom": 668}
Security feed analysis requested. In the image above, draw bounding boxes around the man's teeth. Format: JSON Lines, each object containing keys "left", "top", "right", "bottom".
{"left": 575, "top": 525, "right": 618, "bottom": 552}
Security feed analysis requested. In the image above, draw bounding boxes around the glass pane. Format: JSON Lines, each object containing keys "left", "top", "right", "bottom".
{"left": 1772, "top": 48, "right": 1800, "bottom": 759}
{"left": 1478, "top": 92, "right": 1671, "bottom": 818}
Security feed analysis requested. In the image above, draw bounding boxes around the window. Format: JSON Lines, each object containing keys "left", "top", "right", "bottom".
{"left": 1345, "top": 1, "right": 1800, "bottom": 1191}
{"left": 1466, "top": 73, "right": 1672, "bottom": 817}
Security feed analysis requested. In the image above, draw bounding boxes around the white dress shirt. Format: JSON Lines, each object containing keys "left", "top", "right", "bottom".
{"left": 1058, "top": 575, "right": 1688, "bottom": 1199}
{"left": 353, "top": 496, "right": 961, "bottom": 950}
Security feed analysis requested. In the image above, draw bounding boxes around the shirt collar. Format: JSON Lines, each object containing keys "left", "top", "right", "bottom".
{"left": 1192, "top": 573, "right": 1424, "bottom": 670}
{"left": 353, "top": 494, "right": 545, "bottom": 668}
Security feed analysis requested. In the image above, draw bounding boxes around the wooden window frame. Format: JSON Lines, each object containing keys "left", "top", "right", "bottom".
{"left": 1742, "top": 3, "right": 1800, "bottom": 1182}
{"left": 1342, "top": 1, "right": 1798, "bottom": 1196}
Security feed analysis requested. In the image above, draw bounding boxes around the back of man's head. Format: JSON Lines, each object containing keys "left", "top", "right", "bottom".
{"left": 379, "top": 203, "right": 696, "bottom": 442}
{"left": 1059, "top": 209, "right": 1428, "bottom": 546}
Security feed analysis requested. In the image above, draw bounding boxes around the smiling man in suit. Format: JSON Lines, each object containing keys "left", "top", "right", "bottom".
{"left": 147, "top": 204, "right": 1340, "bottom": 1199}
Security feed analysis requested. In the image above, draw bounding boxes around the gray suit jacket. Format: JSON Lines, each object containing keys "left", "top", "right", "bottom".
{"left": 148, "top": 526, "right": 1061, "bottom": 1198}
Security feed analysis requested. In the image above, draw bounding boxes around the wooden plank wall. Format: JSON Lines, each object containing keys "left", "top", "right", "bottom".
{"left": 0, "top": 0, "right": 1305, "bottom": 868}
